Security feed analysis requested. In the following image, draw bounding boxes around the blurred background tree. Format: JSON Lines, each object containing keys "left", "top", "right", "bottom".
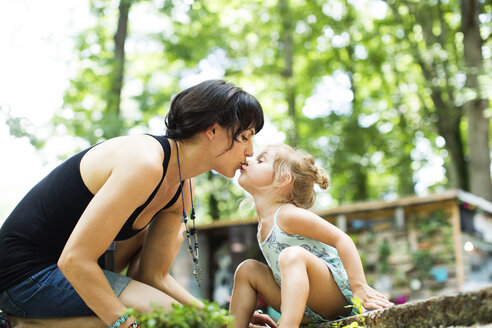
{"left": 5, "top": 0, "right": 490, "bottom": 222}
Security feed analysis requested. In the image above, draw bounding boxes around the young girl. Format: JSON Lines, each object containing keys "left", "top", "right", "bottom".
{"left": 229, "top": 144, "right": 393, "bottom": 328}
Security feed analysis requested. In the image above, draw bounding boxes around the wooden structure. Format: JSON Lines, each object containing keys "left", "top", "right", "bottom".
{"left": 314, "top": 189, "right": 492, "bottom": 291}
{"left": 172, "top": 189, "right": 492, "bottom": 302}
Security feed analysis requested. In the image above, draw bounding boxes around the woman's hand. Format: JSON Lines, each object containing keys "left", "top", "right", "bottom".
{"left": 249, "top": 310, "right": 278, "bottom": 328}
{"left": 352, "top": 284, "right": 394, "bottom": 311}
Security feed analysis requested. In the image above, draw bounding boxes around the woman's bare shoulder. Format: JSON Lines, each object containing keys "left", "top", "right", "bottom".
{"left": 88, "top": 135, "right": 163, "bottom": 166}
{"left": 81, "top": 135, "right": 165, "bottom": 194}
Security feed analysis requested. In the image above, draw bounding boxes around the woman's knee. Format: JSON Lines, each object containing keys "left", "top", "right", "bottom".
{"left": 234, "top": 259, "right": 263, "bottom": 282}
{"left": 278, "top": 246, "right": 307, "bottom": 269}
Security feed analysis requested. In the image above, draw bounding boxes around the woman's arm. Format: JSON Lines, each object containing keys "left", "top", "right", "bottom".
{"left": 278, "top": 205, "right": 393, "bottom": 309}
{"left": 59, "top": 144, "right": 165, "bottom": 326}
{"left": 138, "top": 179, "right": 204, "bottom": 308}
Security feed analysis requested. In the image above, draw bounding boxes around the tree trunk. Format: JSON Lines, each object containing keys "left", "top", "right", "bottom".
{"left": 349, "top": 82, "right": 368, "bottom": 201}
{"left": 397, "top": 114, "right": 416, "bottom": 196}
{"left": 279, "top": 0, "right": 298, "bottom": 146}
{"left": 109, "top": 0, "right": 131, "bottom": 116}
{"left": 346, "top": 44, "right": 368, "bottom": 201}
{"left": 388, "top": 1, "right": 469, "bottom": 191}
{"left": 434, "top": 107, "right": 469, "bottom": 191}
{"left": 461, "top": 0, "right": 492, "bottom": 201}
{"left": 390, "top": 55, "right": 416, "bottom": 196}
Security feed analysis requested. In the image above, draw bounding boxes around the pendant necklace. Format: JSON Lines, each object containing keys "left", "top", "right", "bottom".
{"left": 174, "top": 140, "right": 202, "bottom": 287}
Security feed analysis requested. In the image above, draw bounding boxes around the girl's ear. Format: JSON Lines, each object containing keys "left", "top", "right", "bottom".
{"left": 278, "top": 172, "right": 293, "bottom": 188}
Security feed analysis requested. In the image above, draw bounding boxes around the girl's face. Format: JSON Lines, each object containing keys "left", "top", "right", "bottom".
{"left": 238, "top": 148, "right": 276, "bottom": 192}
{"left": 213, "top": 128, "right": 256, "bottom": 178}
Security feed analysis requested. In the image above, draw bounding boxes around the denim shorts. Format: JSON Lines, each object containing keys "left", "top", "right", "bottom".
{"left": 0, "top": 264, "right": 131, "bottom": 318}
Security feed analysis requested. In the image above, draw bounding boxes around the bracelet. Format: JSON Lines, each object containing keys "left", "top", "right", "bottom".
{"left": 109, "top": 314, "right": 128, "bottom": 328}
{"left": 129, "top": 321, "right": 141, "bottom": 328}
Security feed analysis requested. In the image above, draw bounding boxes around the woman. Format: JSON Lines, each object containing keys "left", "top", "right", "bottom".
{"left": 0, "top": 80, "right": 275, "bottom": 328}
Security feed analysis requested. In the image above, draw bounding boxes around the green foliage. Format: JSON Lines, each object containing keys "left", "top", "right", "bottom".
{"left": 412, "top": 249, "right": 435, "bottom": 280}
{"left": 411, "top": 210, "right": 450, "bottom": 235}
{"left": 378, "top": 238, "right": 391, "bottom": 273}
{"left": 1, "top": 106, "right": 44, "bottom": 149}
{"left": 27, "top": 0, "right": 489, "bottom": 219}
{"left": 194, "top": 172, "right": 250, "bottom": 223}
{"left": 409, "top": 209, "right": 454, "bottom": 279}
{"left": 331, "top": 296, "right": 366, "bottom": 328}
{"left": 55, "top": 1, "right": 126, "bottom": 144}
{"left": 334, "top": 323, "right": 362, "bottom": 328}
{"left": 127, "top": 301, "right": 233, "bottom": 328}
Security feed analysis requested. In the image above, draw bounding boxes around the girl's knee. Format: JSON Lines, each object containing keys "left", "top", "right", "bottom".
{"left": 278, "top": 246, "right": 306, "bottom": 268}
{"left": 234, "top": 259, "right": 263, "bottom": 281}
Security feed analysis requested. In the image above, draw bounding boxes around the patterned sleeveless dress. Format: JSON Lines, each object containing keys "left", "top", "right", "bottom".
{"left": 257, "top": 205, "right": 354, "bottom": 322}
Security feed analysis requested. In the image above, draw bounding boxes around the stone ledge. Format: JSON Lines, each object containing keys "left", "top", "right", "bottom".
{"left": 316, "top": 286, "right": 492, "bottom": 328}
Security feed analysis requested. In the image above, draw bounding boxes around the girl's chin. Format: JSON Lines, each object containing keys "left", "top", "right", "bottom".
{"left": 238, "top": 184, "right": 254, "bottom": 195}
{"left": 237, "top": 179, "right": 247, "bottom": 189}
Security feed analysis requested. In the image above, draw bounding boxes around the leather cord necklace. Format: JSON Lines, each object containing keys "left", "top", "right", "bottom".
{"left": 174, "top": 140, "right": 202, "bottom": 287}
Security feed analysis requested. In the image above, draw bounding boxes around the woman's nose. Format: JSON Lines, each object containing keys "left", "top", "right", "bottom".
{"left": 245, "top": 139, "right": 254, "bottom": 157}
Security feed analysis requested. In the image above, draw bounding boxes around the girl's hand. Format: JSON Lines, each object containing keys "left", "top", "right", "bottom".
{"left": 249, "top": 310, "right": 278, "bottom": 328}
{"left": 352, "top": 284, "right": 394, "bottom": 311}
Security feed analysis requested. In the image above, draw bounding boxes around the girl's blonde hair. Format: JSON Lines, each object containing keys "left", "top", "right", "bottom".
{"left": 268, "top": 144, "right": 329, "bottom": 209}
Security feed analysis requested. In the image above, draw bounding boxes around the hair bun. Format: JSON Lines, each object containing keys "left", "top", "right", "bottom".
{"left": 166, "top": 127, "right": 184, "bottom": 139}
{"left": 315, "top": 167, "right": 330, "bottom": 190}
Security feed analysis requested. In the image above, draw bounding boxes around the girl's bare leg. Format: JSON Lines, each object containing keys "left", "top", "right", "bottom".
{"left": 229, "top": 259, "right": 282, "bottom": 328}
{"left": 278, "top": 246, "right": 349, "bottom": 328}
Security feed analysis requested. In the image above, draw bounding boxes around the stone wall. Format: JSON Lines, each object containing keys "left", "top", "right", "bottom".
{"left": 317, "top": 286, "right": 492, "bottom": 328}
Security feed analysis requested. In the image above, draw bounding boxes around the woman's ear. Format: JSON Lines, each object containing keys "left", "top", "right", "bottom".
{"left": 205, "top": 124, "right": 218, "bottom": 141}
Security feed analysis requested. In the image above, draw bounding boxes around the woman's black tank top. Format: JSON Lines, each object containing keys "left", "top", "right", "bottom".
{"left": 0, "top": 135, "right": 181, "bottom": 292}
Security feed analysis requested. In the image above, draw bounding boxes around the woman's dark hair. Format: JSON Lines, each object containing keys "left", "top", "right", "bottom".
{"left": 165, "top": 80, "right": 264, "bottom": 150}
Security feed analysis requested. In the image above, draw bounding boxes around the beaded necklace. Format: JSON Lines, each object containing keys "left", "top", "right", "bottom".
{"left": 174, "top": 140, "right": 202, "bottom": 287}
